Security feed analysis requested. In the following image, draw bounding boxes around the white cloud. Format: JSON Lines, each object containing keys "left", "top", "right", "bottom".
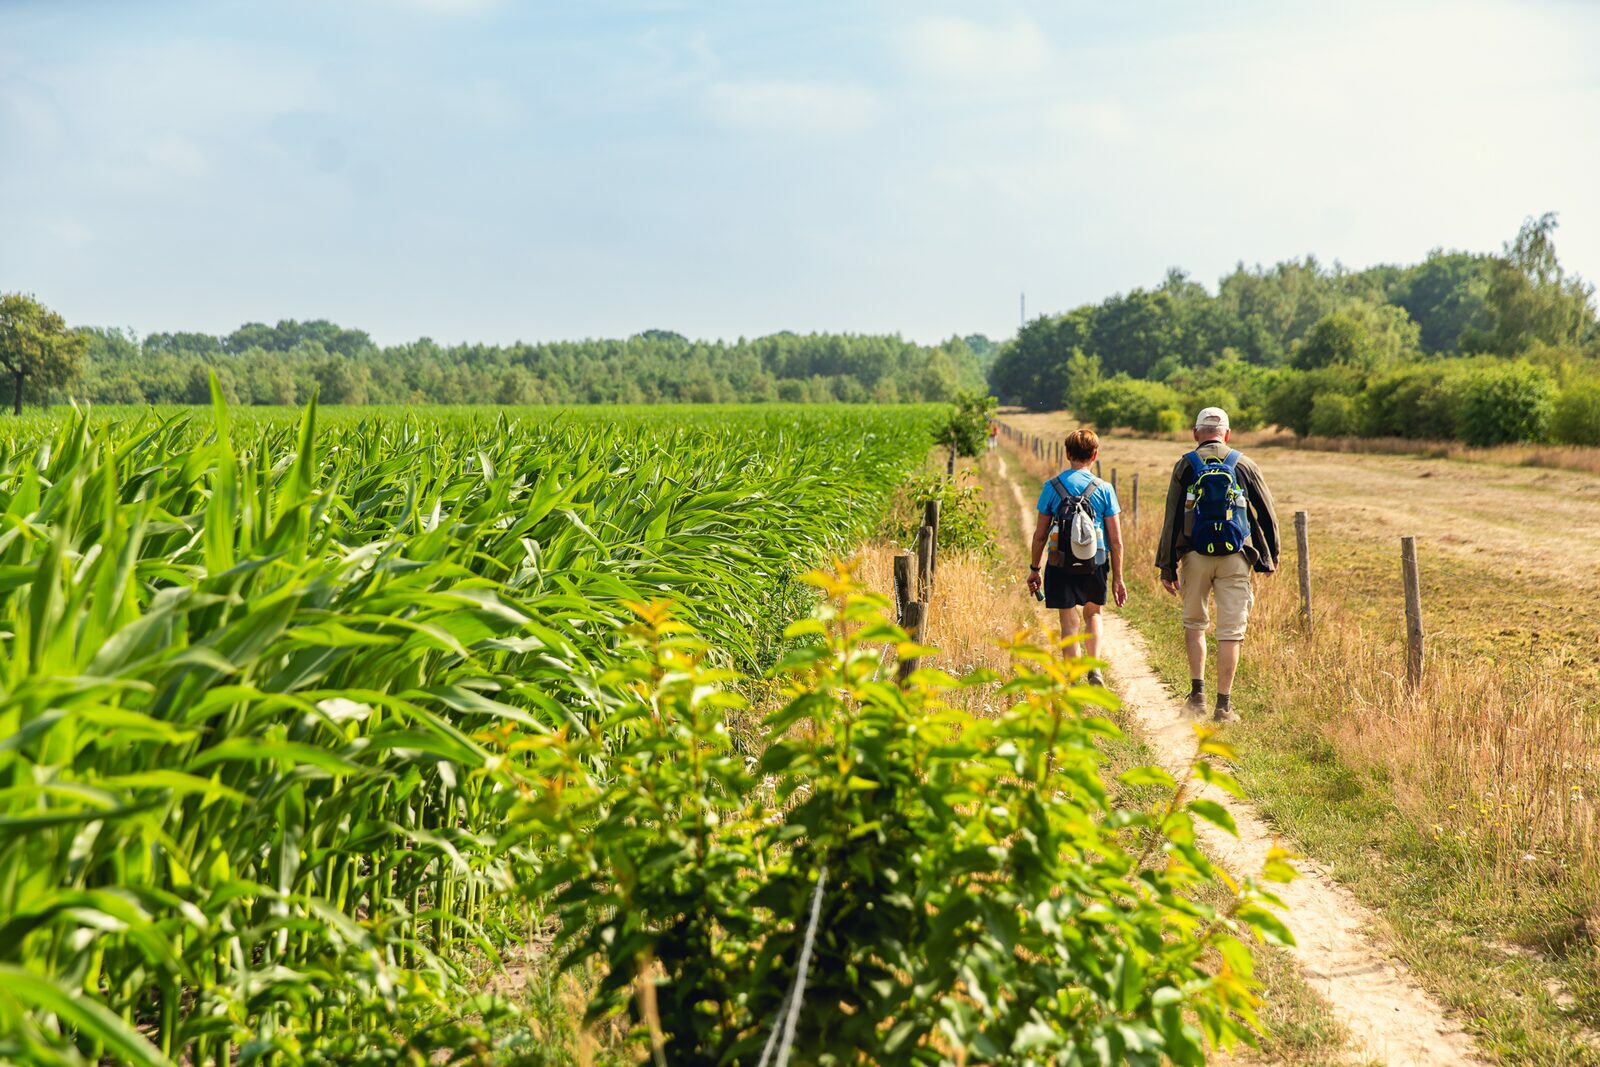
{"left": 704, "top": 80, "right": 883, "bottom": 135}
{"left": 900, "top": 15, "right": 1051, "bottom": 80}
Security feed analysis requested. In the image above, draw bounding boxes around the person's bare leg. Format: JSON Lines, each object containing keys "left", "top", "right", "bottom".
{"left": 1057, "top": 606, "right": 1083, "bottom": 647}
{"left": 1185, "top": 628, "right": 1207, "bottom": 683}
{"left": 1082, "top": 602, "right": 1103, "bottom": 660}
{"left": 1217, "top": 639, "right": 1242, "bottom": 695}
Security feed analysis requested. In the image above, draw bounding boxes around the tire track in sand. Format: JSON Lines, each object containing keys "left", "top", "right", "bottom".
{"left": 996, "top": 450, "right": 1481, "bottom": 1067}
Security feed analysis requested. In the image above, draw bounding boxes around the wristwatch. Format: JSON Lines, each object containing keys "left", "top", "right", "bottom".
{"left": 1029, "top": 565, "right": 1041, "bottom": 573}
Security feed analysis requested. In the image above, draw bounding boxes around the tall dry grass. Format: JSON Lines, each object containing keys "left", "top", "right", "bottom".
{"left": 852, "top": 540, "right": 1033, "bottom": 690}
{"left": 1005, "top": 441, "right": 1600, "bottom": 925}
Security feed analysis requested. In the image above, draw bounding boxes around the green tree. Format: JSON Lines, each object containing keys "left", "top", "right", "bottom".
{"left": 1480, "top": 214, "right": 1596, "bottom": 355}
{"left": 0, "top": 293, "right": 86, "bottom": 414}
{"left": 1389, "top": 250, "right": 1494, "bottom": 353}
{"left": 934, "top": 390, "right": 997, "bottom": 472}
{"left": 1290, "top": 303, "right": 1418, "bottom": 371}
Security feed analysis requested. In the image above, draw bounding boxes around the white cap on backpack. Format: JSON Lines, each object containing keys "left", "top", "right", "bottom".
{"left": 1194, "top": 407, "right": 1230, "bottom": 431}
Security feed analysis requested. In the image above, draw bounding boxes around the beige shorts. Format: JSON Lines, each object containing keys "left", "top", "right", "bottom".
{"left": 1180, "top": 551, "right": 1254, "bottom": 641}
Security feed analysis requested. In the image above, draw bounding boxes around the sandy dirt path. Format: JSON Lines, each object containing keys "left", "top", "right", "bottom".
{"left": 996, "top": 450, "right": 1481, "bottom": 1067}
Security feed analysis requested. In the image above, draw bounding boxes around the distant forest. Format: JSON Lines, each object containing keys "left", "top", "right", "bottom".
{"left": 991, "top": 214, "right": 1600, "bottom": 446}
{"left": 71, "top": 325, "right": 995, "bottom": 407}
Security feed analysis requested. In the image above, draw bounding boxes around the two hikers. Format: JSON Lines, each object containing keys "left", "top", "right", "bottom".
{"left": 1026, "top": 409, "right": 1279, "bottom": 722}
{"left": 1156, "top": 407, "right": 1280, "bottom": 722}
{"left": 1027, "top": 428, "right": 1126, "bottom": 687}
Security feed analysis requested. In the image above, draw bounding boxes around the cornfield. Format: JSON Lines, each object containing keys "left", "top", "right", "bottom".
{"left": 0, "top": 397, "right": 940, "bottom": 1064}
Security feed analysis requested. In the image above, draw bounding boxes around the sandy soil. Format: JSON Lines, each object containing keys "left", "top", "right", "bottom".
{"left": 997, "top": 450, "right": 1482, "bottom": 1067}
{"left": 1002, "top": 413, "right": 1600, "bottom": 584}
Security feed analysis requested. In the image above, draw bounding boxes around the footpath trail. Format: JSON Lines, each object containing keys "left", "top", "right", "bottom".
{"left": 993, "top": 450, "right": 1482, "bottom": 1067}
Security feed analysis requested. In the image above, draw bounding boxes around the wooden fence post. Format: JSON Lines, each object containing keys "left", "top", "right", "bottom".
{"left": 922, "top": 499, "right": 940, "bottom": 579}
{"left": 1401, "top": 536, "right": 1424, "bottom": 689}
{"left": 892, "top": 552, "right": 913, "bottom": 624}
{"left": 1295, "top": 511, "right": 1312, "bottom": 636}
{"left": 1110, "top": 467, "right": 1118, "bottom": 494}
{"left": 916, "top": 525, "right": 935, "bottom": 601}
{"left": 1130, "top": 473, "right": 1139, "bottom": 523}
{"left": 897, "top": 601, "right": 928, "bottom": 682}
{"left": 1095, "top": 460, "right": 1102, "bottom": 479}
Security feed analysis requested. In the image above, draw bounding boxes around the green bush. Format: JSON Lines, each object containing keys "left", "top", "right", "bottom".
{"left": 1264, "top": 366, "right": 1364, "bottom": 436}
{"left": 514, "top": 574, "right": 1293, "bottom": 1063}
{"left": 1308, "top": 393, "right": 1358, "bottom": 437}
{"left": 1455, "top": 361, "right": 1556, "bottom": 445}
{"left": 1357, "top": 363, "right": 1467, "bottom": 440}
{"left": 883, "top": 471, "right": 999, "bottom": 564}
{"left": 1551, "top": 381, "right": 1600, "bottom": 445}
{"left": 1156, "top": 407, "right": 1187, "bottom": 433}
{"left": 1077, "top": 375, "right": 1188, "bottom": 432}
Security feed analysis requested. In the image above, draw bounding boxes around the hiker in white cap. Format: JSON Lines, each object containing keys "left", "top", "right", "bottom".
{"left": 1155, "top": 407, "right": 1280, "bottom": 722}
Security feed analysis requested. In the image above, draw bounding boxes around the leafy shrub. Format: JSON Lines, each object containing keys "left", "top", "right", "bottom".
{"left": 1264, "top": 366, "right": 1364, "bottom": 436}
{"left": 883, "top": 471, "right": 1000, "bottom": 564}
{"left": 513, "top": 573, "right": 1293, "bottom": 1063}
{"left": 1308, "top": 393, "right": 1358, "bottom": 437}
{"left": 1551, "top": 382, "right": 1600, "bottom": 445}
{"left": 1358, "top": 363, "right": 1467, "bottom": 439}
{"left": 1078, "top": 374, "right": 1188, "bottom": 433}
{"left": 1455, "top": 361, "right": 1557, "bottom": 445}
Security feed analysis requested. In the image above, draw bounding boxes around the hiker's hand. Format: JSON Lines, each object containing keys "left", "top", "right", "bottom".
{"left": 1113, "top": 579, "right": 1128, "bottom": 608}
{"left": 1026, "top": 571, "right": 1042, "bottom": 596}
{"left": 1160, "top": 578, "right": 1180, "bottom": 597}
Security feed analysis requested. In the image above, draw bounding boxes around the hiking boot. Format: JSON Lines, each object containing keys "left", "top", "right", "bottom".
{"left": 1086, "top": 668, "right": 1106, "bottom": 688}
{"left": 1183, "top": 692, "right": 1207, "bottom": 717}
{"left": 1213, "top": 703, "right": 1241, "bottom": 724}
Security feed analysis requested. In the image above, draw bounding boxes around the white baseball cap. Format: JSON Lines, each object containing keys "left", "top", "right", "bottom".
{"left": 1194, "top": 407, "right": 1230, "bottom": 431}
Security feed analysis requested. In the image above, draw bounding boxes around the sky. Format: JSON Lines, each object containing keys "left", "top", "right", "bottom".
{"left": 2, "top": 0, "right": 1598, "bottom": 347}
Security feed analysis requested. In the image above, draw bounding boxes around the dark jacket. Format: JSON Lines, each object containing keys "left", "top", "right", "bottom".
{"left": 1156, "top": 440, "right": 1280, "bottom": 581}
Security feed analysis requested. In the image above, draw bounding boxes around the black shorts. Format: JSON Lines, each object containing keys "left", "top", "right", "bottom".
{"left": 1043, "top": 562, "right": 1108, "bottom": 609}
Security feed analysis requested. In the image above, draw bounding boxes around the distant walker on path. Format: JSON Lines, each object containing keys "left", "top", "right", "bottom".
{"left": 1156, "top": 407, "right": 1280, "bottom": 722}
{"left": 1027, "top": 428, "right": 1127, "bottom": 687}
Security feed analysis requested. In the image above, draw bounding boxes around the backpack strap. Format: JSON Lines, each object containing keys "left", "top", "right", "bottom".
{"left": 1183, "top": 450, "right": 1207, "bottom": 479}
{"left": 1221, "top": 450, "right": 1242, "bottom": 471}
{"left": 1048, "top": 477, "right": 1070, "bottom": 512}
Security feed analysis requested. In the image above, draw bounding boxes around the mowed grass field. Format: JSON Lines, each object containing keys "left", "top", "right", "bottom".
{"left": 1004, "top": 413, "right": 1600, "bottom": 1062}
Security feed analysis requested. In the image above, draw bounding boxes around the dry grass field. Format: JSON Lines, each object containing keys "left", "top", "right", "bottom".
{"left": 1000, "top": 415, "right": 1600, "bottom": 1062}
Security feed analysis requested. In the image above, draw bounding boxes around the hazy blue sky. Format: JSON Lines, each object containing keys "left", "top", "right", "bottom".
{"left": 3, "top": 0, "right": 1597, "bottom": 345}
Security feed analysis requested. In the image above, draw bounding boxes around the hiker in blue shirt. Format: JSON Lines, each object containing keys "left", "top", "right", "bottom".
{"left": 1027, "top": 427, "right": 1127, "bottom": 686}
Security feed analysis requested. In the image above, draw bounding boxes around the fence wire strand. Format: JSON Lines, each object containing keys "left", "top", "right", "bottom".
{"left": 756, "top": 863, "right": 829, "bottom": 1067}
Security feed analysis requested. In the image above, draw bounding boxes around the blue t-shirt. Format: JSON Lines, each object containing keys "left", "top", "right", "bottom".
{"left": 1037, "top": 469, "right": 1121, "bottom": 562}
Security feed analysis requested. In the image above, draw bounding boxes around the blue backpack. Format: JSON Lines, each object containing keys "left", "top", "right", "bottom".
{"left": 1185, "top": 450, "right": 1250, "bottom": 556}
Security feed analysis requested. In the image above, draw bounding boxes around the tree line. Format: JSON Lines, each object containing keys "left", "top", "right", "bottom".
{"left": 991, "top": 214, "right": 1600, "bottom": 446}
{"left": 0, "top": 309, "right": 996, "bottom": 409}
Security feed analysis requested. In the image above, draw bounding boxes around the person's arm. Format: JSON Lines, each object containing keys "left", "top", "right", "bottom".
{"left": 1156, "top": 459, "right": 1186, "bottom": 594}
{"left": 1026, "top": 512, "right": 1051, "bottom": 595}
{"left": 1105, "top": 512, "right": 1128, "bottom": 607}
{"left": 1244, "top": 462, "right": 1281, "bottom": 573}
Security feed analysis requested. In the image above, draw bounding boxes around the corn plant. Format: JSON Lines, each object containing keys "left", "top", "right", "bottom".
{"left": 0, "top": 395, "right": 936, "bottom": 1064}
